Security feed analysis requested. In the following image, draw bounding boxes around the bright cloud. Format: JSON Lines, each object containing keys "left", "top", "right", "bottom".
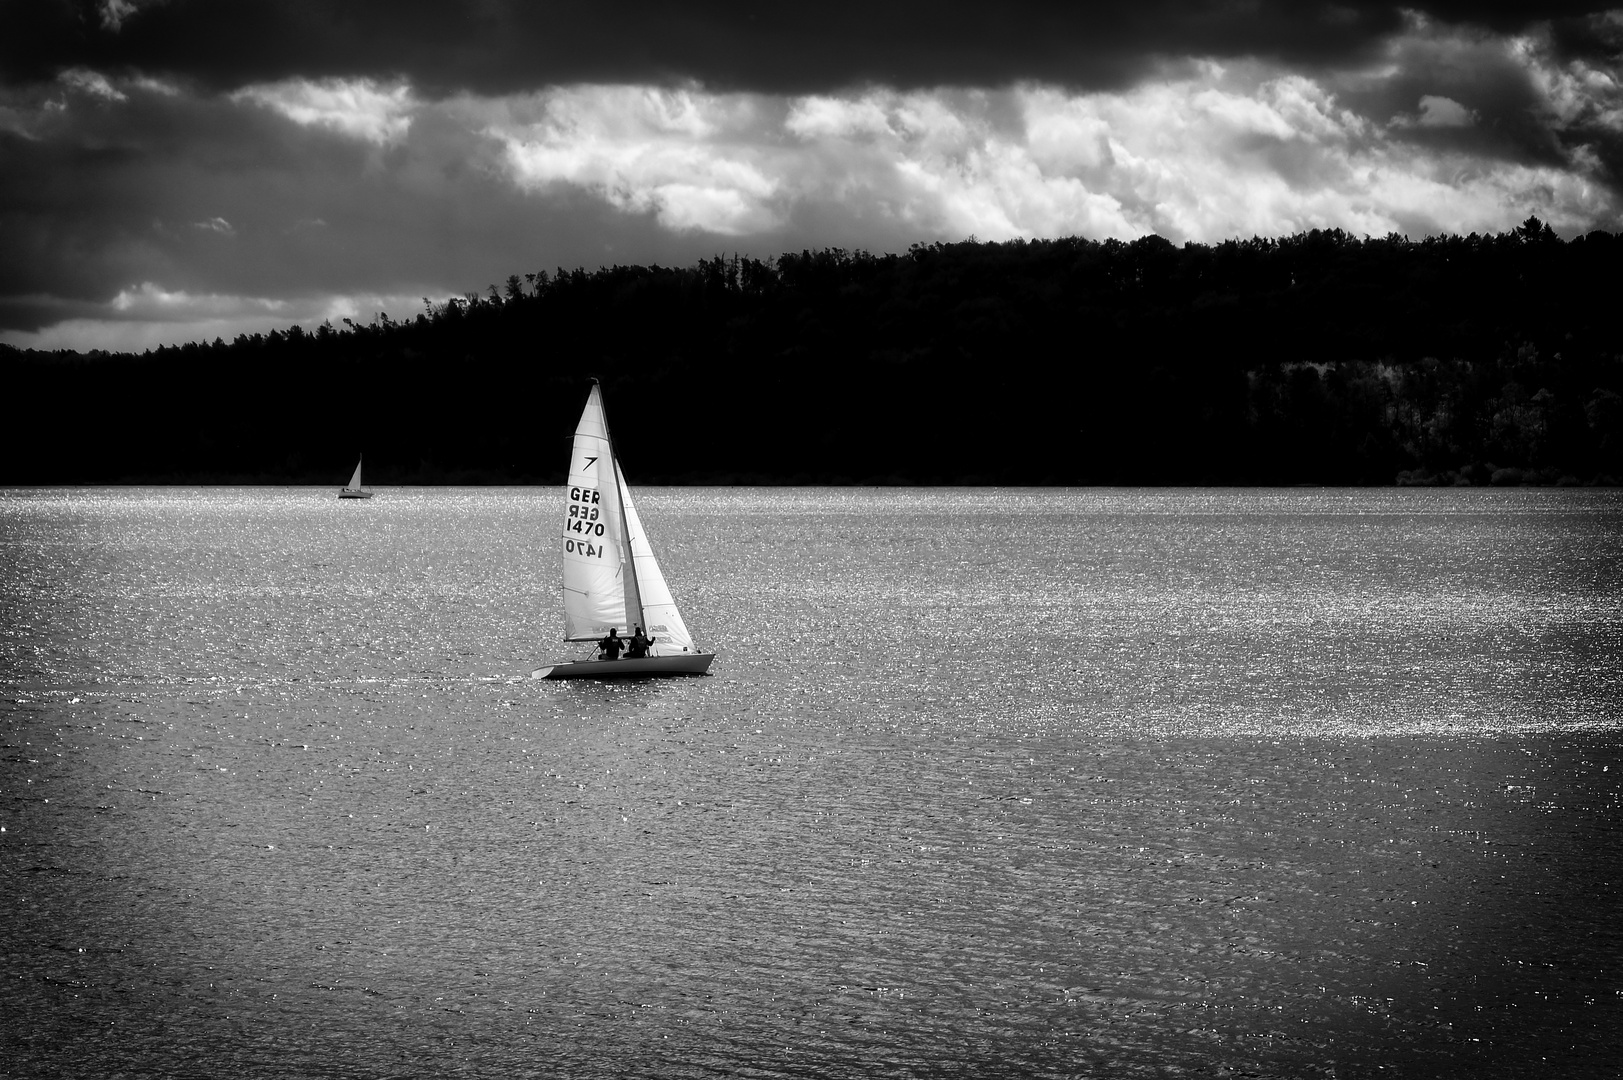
{"left": 98, "top": 0, "right": 141, "bottom": 33}
{"left": 109, "top": 282, "right": 288, "bottom": 319}
{"left": 482, "top": 64, "right": 1618, "bottom": 247}
{"left": 786, "top": 96, "right": 894, "bottom": 140}
{"left": 59, "top": 68, "right": 127, "bottom": 103}
{"left": 232, "top": 78, "right": 416, "bottom": 145}
{"left": 1415, "top": 95, "right": 1475, "bottom": 127}
{"left": 4, "top": 285, "right": 442, "bottom": 352}
{"left": 131, "top": 76, "right": 182, "bottom": 98}
{"left": 491, "top": 86, "right": 784, "bottom": 234}
{"left": 10, "top": 282, "right": 299, "bottom": 352}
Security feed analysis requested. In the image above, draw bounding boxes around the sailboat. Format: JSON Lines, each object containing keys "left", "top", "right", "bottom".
{"left": 339, "top": 455, "right": 373, "bottom": 499}
{"left": 531, "top": 381, "right": 714, "bottom": 679}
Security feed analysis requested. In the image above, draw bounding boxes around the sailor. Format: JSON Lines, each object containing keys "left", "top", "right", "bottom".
{"left": 597, "top": 627, "right": 625, "bottom": 660}
{"left": 627, "top": 625, "right": 654, "bottom": 659}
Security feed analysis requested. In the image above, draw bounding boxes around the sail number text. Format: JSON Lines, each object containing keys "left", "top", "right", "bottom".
{"left": 565, "top": 486, "right": 606, "bottom": 556}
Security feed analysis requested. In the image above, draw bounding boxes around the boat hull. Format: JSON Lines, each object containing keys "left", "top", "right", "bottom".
{"left": 339, "top": 489, "right": 373, "bottom": 499}
{"left": 531, "top": 653, "right": 715, "bottom": 680}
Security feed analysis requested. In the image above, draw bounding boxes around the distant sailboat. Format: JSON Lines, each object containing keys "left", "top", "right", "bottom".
{"left": 531, "top": 381, "right": 714, "bottom": 679}
{"left": 339, "top": 455, "right": 373, "bottom": 499}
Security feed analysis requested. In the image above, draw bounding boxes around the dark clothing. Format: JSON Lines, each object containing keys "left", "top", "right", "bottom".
{"left": 627, "top": 629, "right": 653, "bottom": 659}
{"left": 597, "top": 631, "right": 624, "bottom": 660}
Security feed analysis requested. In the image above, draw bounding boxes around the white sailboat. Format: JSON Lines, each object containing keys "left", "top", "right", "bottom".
{"left": 531, "top": 381, "right": 714, "bottom": 679}
{"left": 339, "top": 455, "right": 373, "bottom": 499}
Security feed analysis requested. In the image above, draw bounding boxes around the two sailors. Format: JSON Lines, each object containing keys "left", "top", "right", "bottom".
{"left": 597, "top": 625, "right": 654, "bottom": 660}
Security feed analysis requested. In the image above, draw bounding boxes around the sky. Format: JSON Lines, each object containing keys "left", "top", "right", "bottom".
{"left": 2, "top": 1, "right": 1621, "bottom": 352}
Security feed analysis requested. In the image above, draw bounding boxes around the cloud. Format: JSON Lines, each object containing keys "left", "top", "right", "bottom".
{"left": 1517, "top": 22, "right": 1623, "bottom": 183}
{"left": 3, "top": 6, "right": 1621, "bottom": 353}
{"left": 109, "top": 280, "right": 269, "bottom": 317}
{"left": 1386, "top": 92, "right": 1480, "bottom": 131}
{"left": 231, "top": 77, "right": 416, "bottom": 145}
{"left": 479, "top": 71, "right": 1619, "bottom": 247}
{"left": 491, "top": 87, "right": 786, "bottom": 234}
{"left": 3, "top": 283, "right": 448, "bottom": 352}
{"left": 101, "top": 282, "right": 444, "bottom": 332}
{"left": 1331, "top": 12, "right": 1618, "bottom": 173}
{"left": 1417, "top": 94, "right": 1477, "bottom": 127}
{"left": 2, "top": 281, "right": 295, "bottom": 352}
{"left": 785, "top": 96, "right": 895, "bottom": 141}
{"left": 0, "top": 2, "right": 1580, "bottom": 97}
{"left": 98, "top": 0, "right": 148, "bottom": 33}
{"left": 59, "top": 67, "right": 127, "bottom": 102}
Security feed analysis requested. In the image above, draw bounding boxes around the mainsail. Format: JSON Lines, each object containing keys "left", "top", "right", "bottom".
{"left": 347, "top": 457, "right": 364, "bottom": 490}
{"left": 559, "top": 384, "right": 695, "bottom": 654}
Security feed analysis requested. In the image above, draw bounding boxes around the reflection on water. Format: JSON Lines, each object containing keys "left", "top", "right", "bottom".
{"left": 2, "top": 487, "right": 1621, "bottom": 1078}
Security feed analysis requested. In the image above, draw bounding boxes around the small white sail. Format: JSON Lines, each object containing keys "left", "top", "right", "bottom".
{"left": 339, "top": 454, "right": 372, "bottom": 497}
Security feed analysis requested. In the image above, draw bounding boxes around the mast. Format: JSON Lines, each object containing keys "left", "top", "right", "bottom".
{"left": 595, "top": 380, "right": 645, "bottom": 634}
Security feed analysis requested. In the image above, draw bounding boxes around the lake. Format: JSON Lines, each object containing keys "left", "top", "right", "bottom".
{"left": 2, "top": 487, "right": 1620, "bottom": 1078}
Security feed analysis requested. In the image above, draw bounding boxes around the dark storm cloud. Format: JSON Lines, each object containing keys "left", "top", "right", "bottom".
{"left": 0, "top": 76, "right": 731, "bottom": 336}
{"left": 1552, "top": 6, "right": 1623, "bottom": 60}
{"left": 10, "top": 2, "right": 1618, "bottom": 185}
{"left": 1333, "top": 21, "right": 1572, "bottom": 169}
{"left": 6, "top": 5, "right": 1620, "bottom": 190}
{"left": 2, "top": 1, "right": 1605, "bottom": 96}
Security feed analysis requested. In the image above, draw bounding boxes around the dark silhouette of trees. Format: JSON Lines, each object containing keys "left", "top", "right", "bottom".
{"left": 4, "top": 220, "right": 1620, "bottom": 485}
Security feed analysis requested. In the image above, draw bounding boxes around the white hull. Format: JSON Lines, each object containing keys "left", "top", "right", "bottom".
{"left": 531, "top": 653, "right": 715, "bottom": 680}
{"left": 339, "top": 488, "right": 373, "bottom": 499}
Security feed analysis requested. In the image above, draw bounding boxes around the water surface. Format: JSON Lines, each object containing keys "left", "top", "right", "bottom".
{"left": 3, "top": 487, "right": 1620, "bottom": 1078}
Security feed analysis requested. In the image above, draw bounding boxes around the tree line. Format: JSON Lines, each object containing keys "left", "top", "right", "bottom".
{"left": 5, "top": 216, "right": 1621, "bottom": 485}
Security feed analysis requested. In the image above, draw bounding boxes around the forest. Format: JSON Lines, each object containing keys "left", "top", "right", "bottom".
{"left": 4, "top": 216, "right": 1621, "bottom": 486}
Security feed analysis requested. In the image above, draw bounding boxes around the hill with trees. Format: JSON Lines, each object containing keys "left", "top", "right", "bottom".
{"left": 5, "top": 217, "right": 1621, "bottom": 485}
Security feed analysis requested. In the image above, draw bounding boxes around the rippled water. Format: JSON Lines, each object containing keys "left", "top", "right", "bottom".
{"left": 3, "top": 487, "right": 1621, "bottom": 1078}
